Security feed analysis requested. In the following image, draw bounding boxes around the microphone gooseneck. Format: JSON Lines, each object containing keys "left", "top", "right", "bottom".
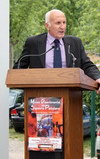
{"left": 18, "top": 46, "right": 55, "bottom": 69}
{"left": 68, "top": 45, "right": 77, "bottom": 67}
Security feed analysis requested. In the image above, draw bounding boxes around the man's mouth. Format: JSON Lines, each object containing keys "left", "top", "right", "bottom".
{"left": 59, "top": 31, "right": 64, "bottom": 34}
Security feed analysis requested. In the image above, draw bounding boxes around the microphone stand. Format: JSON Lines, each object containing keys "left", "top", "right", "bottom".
{"left": 68, "top": 45, "right": 77, "bottom": 67}
{"left": 18, "top": 46, "right": 55, "bottom": 69}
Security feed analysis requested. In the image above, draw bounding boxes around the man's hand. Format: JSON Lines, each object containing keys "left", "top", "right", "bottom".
{"left": 96, "top": 78, "right": 100, "bottom": 94}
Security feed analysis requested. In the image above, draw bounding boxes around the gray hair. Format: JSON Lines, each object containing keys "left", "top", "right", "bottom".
{"left": 45, "top": 9, "right": 65, "bottom": 24}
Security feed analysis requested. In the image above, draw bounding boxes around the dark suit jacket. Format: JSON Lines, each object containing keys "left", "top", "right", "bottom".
{"left": 13, "top": 33, "right": 100, "bottom": 80}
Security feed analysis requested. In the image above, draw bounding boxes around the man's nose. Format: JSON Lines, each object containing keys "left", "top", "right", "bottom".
{"left": 60, "top": 23, "right": 66, "bottom": 29}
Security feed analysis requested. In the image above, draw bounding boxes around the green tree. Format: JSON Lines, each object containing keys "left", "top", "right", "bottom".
{"left": 10, "top": 0, "right": 38, "bottom": 63}
{"left": 73, "top": 0, "right": 100, "bottom": 53}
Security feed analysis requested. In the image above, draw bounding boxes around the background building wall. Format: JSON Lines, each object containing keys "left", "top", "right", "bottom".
{"left": 0, "top": 0, "right": 9, "bottom": 158}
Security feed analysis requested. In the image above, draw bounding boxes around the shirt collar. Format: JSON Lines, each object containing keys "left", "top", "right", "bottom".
{"left": 47, "top": 33, "right": 63, "bottom": 45}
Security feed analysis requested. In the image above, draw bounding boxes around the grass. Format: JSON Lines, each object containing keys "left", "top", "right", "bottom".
{"left": 9, "top": 128, "right": 24, "bottom": 141}
{"left": 83, "top": 136, "right": 91, "bottom": 157}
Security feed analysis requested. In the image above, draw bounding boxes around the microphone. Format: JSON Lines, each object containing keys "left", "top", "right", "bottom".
{"left": 17, "top": 46, "right": 55, "bottom": 69}
{"left": 68, "top": 45, "right": 77, "bottom": 67}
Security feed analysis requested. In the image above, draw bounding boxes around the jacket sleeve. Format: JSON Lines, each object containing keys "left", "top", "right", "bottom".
{"left": 79, "top": 39, "right": 100, "bottom": 80}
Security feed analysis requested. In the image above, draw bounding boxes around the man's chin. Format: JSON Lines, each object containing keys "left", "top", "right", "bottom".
{"left": 59, "top": 35, "right": 65, "bottom": 39}
{"left": 56, "top": 34, "right": 65, "bottom": 39}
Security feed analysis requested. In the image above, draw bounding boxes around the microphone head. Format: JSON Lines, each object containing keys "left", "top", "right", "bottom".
{"left": 52, "top": 45, "right": 55, "bottom": 49}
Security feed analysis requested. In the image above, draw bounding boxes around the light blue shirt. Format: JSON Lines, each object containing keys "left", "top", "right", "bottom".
{"left": 45, "top": 33, "right": 66, "bottom": 68}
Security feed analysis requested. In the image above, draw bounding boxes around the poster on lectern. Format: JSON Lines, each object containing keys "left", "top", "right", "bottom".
{"left": 28, "top": 97, "right": 63, "bottom": 152}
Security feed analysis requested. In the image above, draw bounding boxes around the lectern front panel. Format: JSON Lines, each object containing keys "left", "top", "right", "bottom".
{"left": 24, "top": 87, "right": 83, "bottom": 159}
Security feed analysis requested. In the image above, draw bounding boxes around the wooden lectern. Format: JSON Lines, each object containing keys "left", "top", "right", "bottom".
{"left": 6, "top": 68, "right": 97, "bottom": 159}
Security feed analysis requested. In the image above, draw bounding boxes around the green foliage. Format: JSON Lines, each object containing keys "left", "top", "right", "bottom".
{"left": 83, "top": 91, "right": 100, "bottom": 115}
{"left": 73, "top": 0, "right": 100, "bottom": 53}
{"left": 10, "top": 0, "right": 37, "bottom": 59}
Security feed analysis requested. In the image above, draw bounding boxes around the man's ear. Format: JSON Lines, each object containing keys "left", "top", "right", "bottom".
{"left": 45, "top": 23, "right": 50, "bottom": 31}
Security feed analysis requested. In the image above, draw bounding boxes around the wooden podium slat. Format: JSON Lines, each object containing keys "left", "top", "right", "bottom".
{"left": 6, "top": 68, "right": 97, "bottom": 90}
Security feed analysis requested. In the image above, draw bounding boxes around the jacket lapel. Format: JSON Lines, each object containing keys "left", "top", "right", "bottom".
{"left": 38, "top": 34, "right": 47, "bottom": 68}
{"left": 63, "top": 37, "right": 72, "bottom": 67}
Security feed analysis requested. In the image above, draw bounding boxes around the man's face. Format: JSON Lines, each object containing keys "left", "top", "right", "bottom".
{"left": 45, "top": 12, "right": 66, "bottom": 39}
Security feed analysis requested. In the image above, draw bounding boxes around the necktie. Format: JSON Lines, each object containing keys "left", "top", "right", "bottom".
{"left": 53, "top": 39, "right": 62, "bottom": 68}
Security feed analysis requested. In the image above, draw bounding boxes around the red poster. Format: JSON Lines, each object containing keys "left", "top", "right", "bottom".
{"left": 28, "top": 97, "right": 63, "bottom": 152}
